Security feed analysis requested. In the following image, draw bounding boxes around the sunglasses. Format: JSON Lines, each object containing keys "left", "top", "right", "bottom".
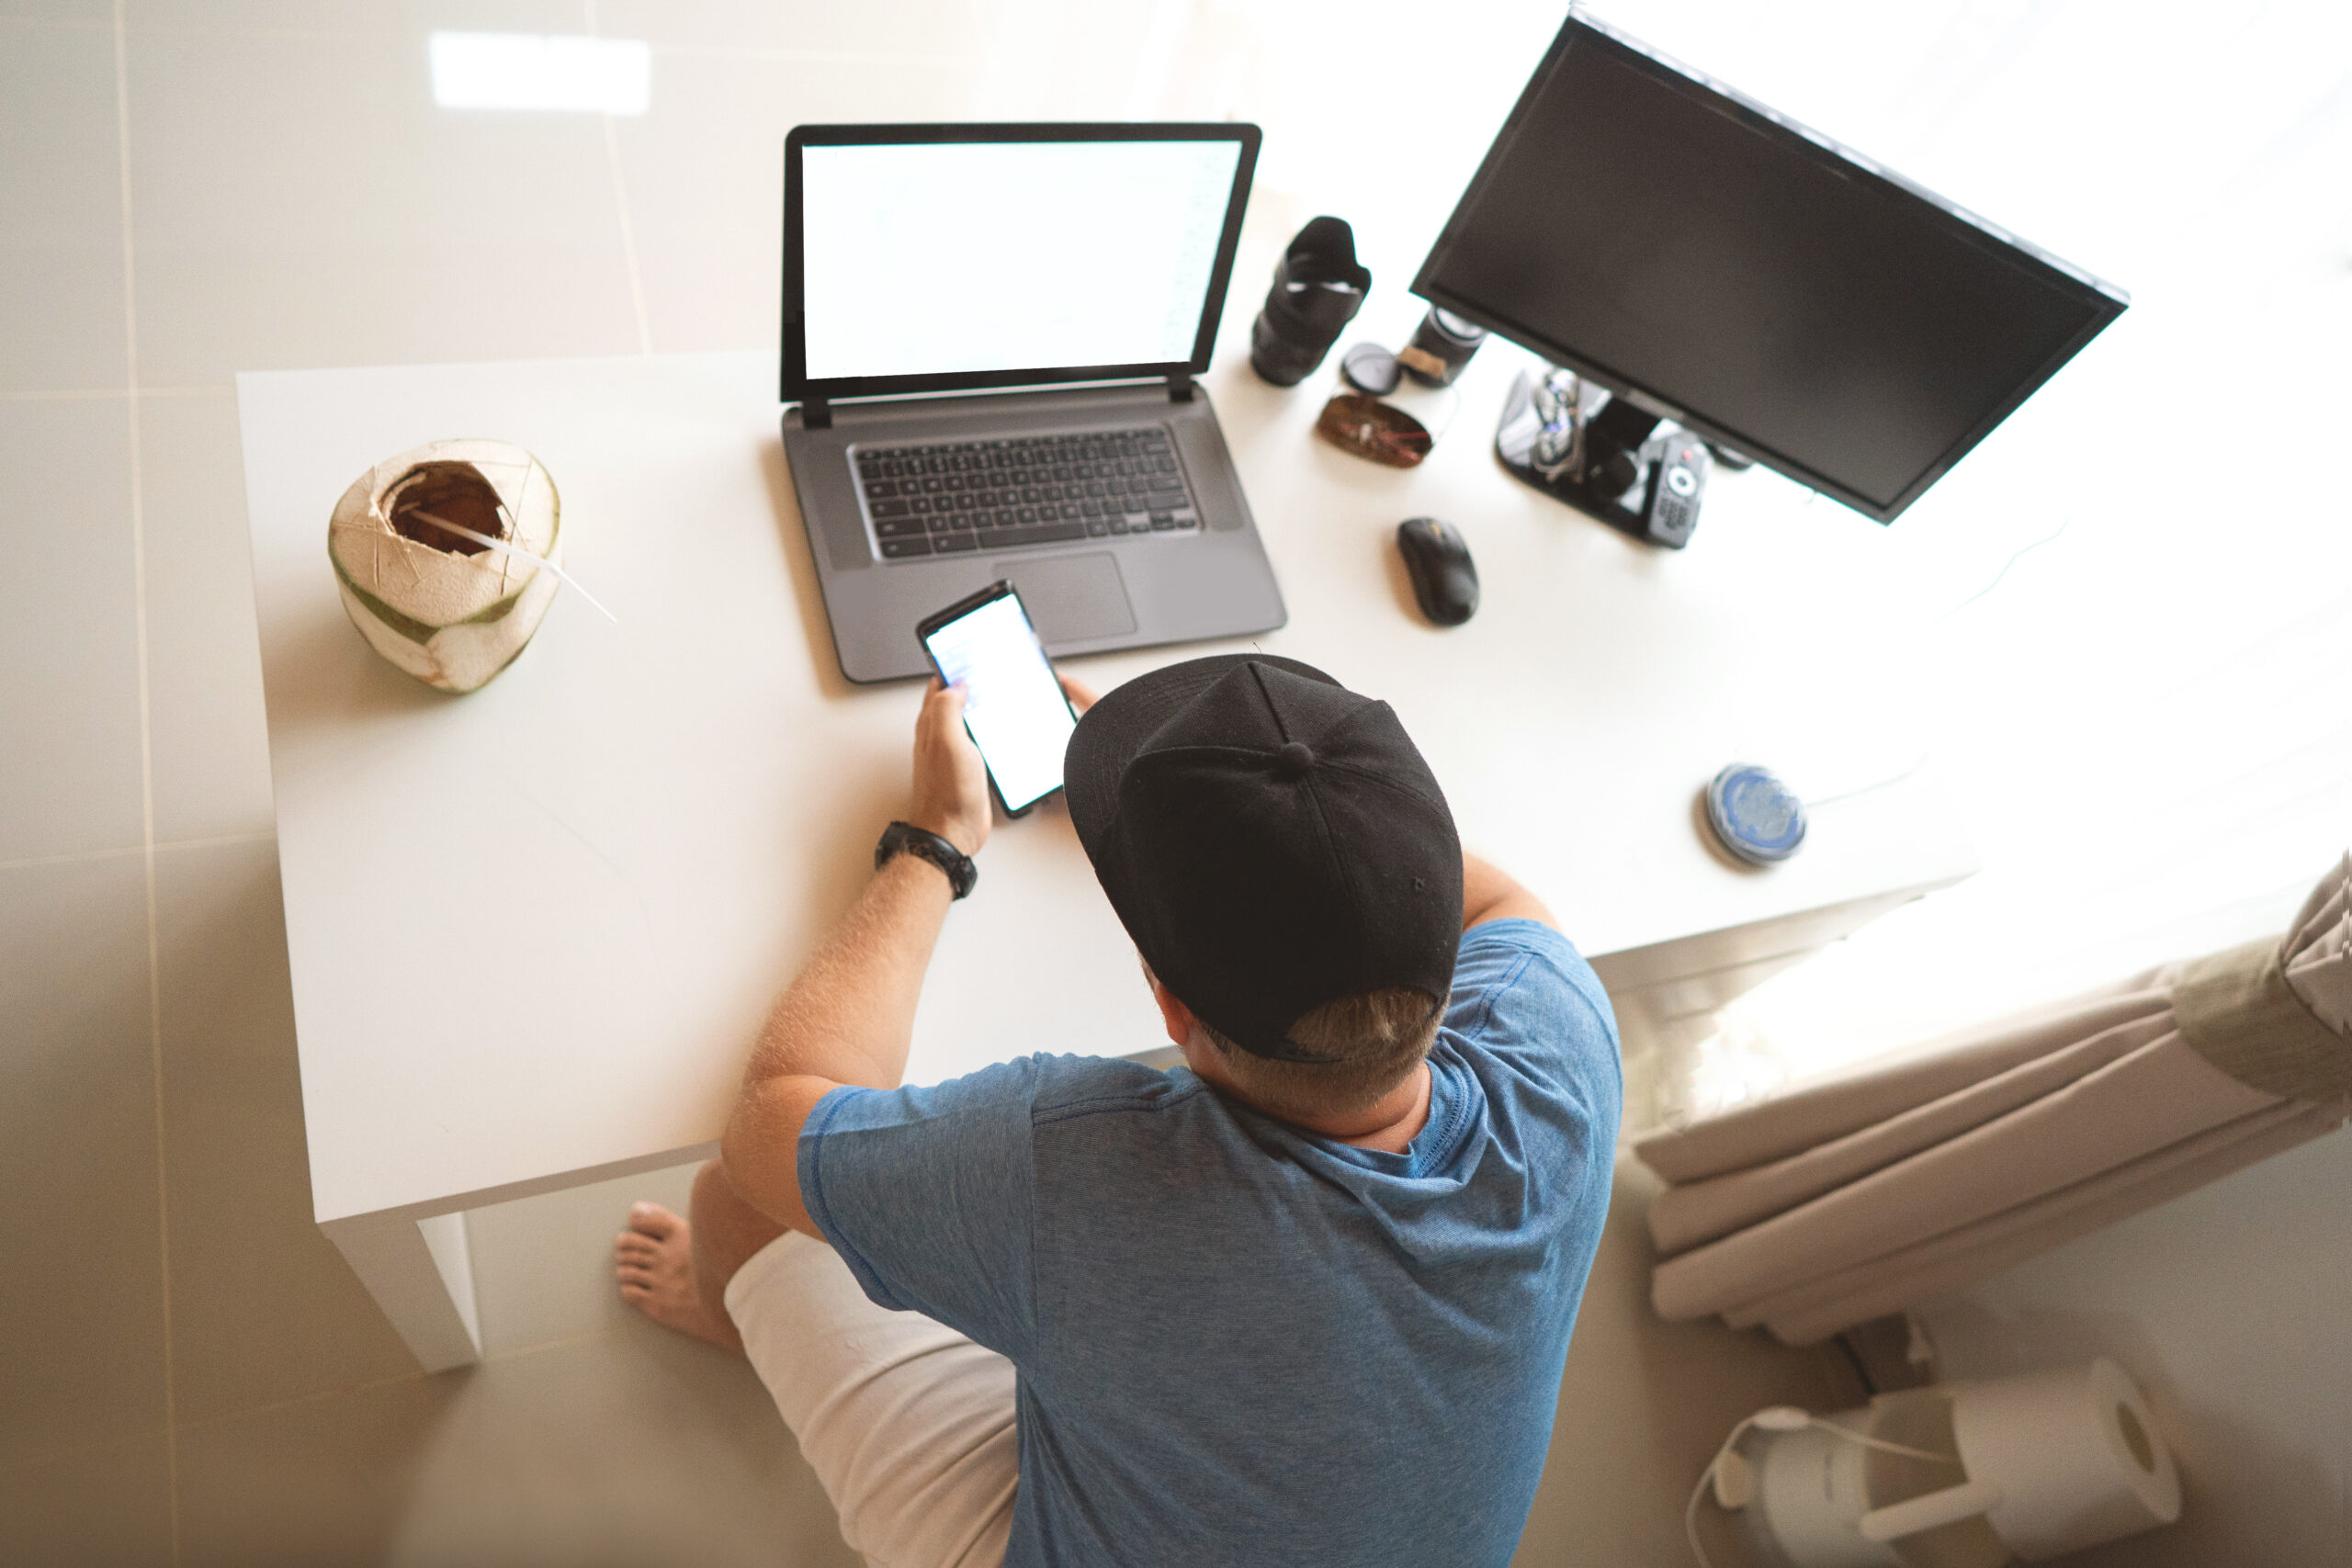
{"left": 1315, "top": 392, "right": 1435, "bottom": 468}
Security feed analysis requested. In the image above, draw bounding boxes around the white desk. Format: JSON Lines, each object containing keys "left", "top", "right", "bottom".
{"left": 240, "top": 345, "right": 1973, "bottom": 1371}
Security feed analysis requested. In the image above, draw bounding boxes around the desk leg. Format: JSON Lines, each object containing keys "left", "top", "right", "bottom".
{"left": 322, "top": 1209, "right": 484, "bottom": 1372}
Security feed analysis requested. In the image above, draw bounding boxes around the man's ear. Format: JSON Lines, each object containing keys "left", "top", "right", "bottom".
{"left": 1149, "top": 977, "right": 1196, "bottom": 1050}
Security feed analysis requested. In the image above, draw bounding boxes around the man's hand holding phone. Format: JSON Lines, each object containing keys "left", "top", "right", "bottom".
{"left": 915, "top": 581, "right": 1099, "bottom": 822}
{"left": 909, "top": 679, "right": 994, "bottom": 856}
{"left": 910, "top": 671, "right": 1100, "bottom": 859}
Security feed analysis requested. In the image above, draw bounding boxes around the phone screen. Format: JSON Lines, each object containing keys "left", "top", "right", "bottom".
{"left": 922, "top": 589, "right": 1076, "bottom": 814}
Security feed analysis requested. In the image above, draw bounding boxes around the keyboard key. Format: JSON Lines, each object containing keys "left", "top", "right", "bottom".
{"left": 1029, "top": 523, "right": 1086, "bottom": 544}
{"left": 948, "top": 513, "right": 978, "bottom": 530}
{"left": 1060, "top": 503, "right": 1083, "bottom": 519}
{"left": 1150, "top": 513, "right": 1177, "bottom": 530}
{"left": 927, "top": 513, "right": 958, "bottom": 533}
{"left": 910, "top": 497, "right": 932, "bottom": 513}
{"left": 881, "top": 536, "right": 933, "bottom": 558}
{"left": 1087, "top": 521, "right": 1111, "bottom": 536}
{"left": 1174, "top": 513, "right": 1198, "bottom": 529}
{"left": 1017, "top": 506, "right": 1039, "bottom": 524}
{"left": 933, "top": 534, "right": 978, "bottom": 553}
{"left": 875, "top": 517, "right": 928, "bottom": 538}
{"left": 871, "top": 499, "right": 910, "bottom": 517}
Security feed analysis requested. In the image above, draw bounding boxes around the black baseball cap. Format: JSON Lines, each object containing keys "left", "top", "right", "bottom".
{"left": 1064, "top": 655, "right": 1463, "bottom": 1060}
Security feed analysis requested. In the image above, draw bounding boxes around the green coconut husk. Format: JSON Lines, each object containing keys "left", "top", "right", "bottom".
{"left": 328, "top": 439, "right": 561, "bottom": 694}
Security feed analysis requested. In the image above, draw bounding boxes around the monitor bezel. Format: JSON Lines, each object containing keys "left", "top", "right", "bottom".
{"left": 782, "top": 122, "right": 1262, "bottom": 406}
{"left": 1409, "top": 11, "right": 2129, "bottom": 524}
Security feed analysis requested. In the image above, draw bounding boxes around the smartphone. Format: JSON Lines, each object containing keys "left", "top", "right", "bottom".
{"left": 916, "top": 581, "right": 1079, "bottom": 817}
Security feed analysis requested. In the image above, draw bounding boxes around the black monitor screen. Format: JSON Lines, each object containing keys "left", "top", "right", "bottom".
{"left": 1412, "top": 16, "right": 2126, "bottom": 522}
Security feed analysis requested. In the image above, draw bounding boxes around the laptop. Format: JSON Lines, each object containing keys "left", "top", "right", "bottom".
{"left": 780, "top": 123, "right": 1288, "bottom": 683}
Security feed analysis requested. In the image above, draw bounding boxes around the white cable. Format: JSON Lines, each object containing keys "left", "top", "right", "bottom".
{"left": 1939, "top": 514, "right": 2074, "bottom": 621}
{"left": 1685, "top": 1433, "right": 1735, "bottom": 1568}
{"left": 1791, "top": 515, "right": 2078, "bottom": 812}
{"left": 1804, "top": 750, "right": 1933, "bottom": 808}
{"left": 1683, "top": 1411, "right": 1962, "bottom": 1568}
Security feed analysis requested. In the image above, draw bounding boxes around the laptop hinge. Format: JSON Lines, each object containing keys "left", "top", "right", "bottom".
{"left": 799, "top": 398, "right": 832, "bottom": 431}
{"left": 1166, "top": 375, "right": 1195, "bottom": 404}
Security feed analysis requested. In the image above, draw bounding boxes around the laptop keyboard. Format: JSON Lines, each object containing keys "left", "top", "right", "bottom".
{"left": 854, "top": 427, "right": 1198, "bottom": 560}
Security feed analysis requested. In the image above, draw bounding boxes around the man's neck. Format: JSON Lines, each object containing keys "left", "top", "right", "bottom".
{"left": 1182, "top": 1044, "right": 1434, "bottom": 1156}
{"left": 1306, "top": 1064, "right": 1432, "bottom": 1154}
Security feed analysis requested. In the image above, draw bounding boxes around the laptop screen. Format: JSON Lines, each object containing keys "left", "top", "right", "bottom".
{"left": 785, "top": 126, "right": 1259, "bottom": 399}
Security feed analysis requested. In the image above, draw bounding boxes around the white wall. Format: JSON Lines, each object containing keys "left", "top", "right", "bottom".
{"left": 1914, "top": 1126, "right": 2352, "bottom": 1568}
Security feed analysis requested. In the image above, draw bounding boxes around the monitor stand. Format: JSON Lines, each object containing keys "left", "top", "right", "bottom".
{"left": 1494, "top": 367, "right": 1709, "bottom": 549}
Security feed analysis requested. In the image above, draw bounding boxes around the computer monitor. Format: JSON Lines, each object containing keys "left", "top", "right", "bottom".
{"left": 1412, "top": 11, "right": 2127, "bottom": 525}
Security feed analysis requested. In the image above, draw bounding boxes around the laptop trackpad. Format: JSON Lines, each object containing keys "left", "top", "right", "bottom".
{"left": 992, "top": 552, "right": 1136, "bottom": 643}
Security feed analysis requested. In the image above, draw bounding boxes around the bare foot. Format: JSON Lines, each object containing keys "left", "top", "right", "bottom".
{"left": 616, "top": 1201, "right": 741, "bottom": 1351}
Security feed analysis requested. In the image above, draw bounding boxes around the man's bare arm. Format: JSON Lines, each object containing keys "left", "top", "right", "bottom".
{"left": 718, "top": 678, "right": 997, "bottom": 1235}
{"left": 718, "top": 673, "right": 1102, "bottom": 1236}
{"left": 719, "top": 854, "right": 957, "bottom": 1234}
{"left": 1463, "top": 851, "right": 1556, "bottom": 931}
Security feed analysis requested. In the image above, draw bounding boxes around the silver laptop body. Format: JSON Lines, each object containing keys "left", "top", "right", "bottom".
{"left": 779, "top": 123, "right": 1285, "bottom": 684}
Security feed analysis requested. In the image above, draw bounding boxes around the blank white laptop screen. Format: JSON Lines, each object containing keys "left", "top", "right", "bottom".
{"left": 799, "top": 139, "right": 1243, "bottom": 382}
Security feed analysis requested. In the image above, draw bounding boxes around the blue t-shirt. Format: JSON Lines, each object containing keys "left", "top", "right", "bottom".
{"left": 797, "top": 919, "right": 1621, "bottom": 1568}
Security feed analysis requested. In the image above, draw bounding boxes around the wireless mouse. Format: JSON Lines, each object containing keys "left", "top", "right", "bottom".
{"left": 1396, "top": 517, "right": 1479, "bottom": 626}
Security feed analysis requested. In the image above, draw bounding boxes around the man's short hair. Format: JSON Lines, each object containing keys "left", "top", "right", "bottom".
{"left": 1184, "top": 979, "right": 1443, "bottom": 1122}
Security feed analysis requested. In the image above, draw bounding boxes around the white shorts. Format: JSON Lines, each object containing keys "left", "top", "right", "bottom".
{"left": 725, "top": 1229, "right": 1019, "bottom": 1568}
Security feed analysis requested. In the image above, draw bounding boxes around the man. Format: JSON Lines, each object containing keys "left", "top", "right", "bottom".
{"left": 617, "top": 655, "right": 1621, "bottom": 1567}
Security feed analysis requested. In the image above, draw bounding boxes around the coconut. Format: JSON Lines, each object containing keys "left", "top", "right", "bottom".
{"left": 328, "top": 439, "right": 562, "bottom": 694}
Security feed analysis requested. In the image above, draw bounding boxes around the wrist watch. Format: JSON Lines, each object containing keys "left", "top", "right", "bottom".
{"left": 875, "top": 820, "right": 978, "bottom": 899}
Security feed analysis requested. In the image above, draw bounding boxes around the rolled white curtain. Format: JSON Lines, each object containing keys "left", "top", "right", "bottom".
{"left": 1634, "top": 852, "right": 2352, "bottom": 1345}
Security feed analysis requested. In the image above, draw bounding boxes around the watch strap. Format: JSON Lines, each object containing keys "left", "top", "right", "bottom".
{"left": 876, "top": 820, "right": 978, "bottom": 899}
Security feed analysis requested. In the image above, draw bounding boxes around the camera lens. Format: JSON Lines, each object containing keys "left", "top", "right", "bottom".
{"left": 1250, "top": 217, "right": 1372, "bottom": 388}
{"left": 1397, "top": 307, "right": 1487, "bottom": 388}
